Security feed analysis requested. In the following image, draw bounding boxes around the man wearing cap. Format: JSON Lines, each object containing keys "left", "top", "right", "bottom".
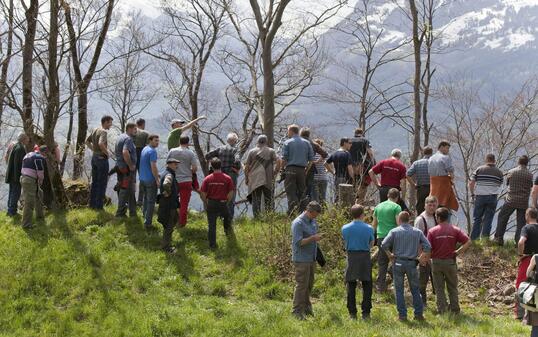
{"left": 200, "top": 158, "right": 235, "bottom": 249}
{"left": 291, "top": 201, "right": 322, "bottom": 320}
{"left": 20, "top": 146, "right": 48, "bottom": 228}
{"left": 167, "top": 116, "right": 206, "bottom": 150}
{"left": 157, "top": 158, "right": 180, "bottom": 253}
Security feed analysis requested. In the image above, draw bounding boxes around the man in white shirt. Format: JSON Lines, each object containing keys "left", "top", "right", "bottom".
{"left": 414, "top": 195, "right": 438, "bottom": 306}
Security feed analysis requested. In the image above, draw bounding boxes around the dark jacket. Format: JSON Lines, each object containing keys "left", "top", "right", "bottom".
{"left": 157, "top": 168, "right": 179, "bottom": 225}
{"left": 5, "top": 142, "right": 27, "bottom": 184}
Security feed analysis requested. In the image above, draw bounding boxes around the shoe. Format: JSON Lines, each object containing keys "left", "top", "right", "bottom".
{"left": 304, "top": 309, "right": 314, "bottom": 317}
{"left": 415, "top": 315, "right": 425, "bottom": 322}
{"left": 145, "top": 225, "right": 157, "bottom": 232}
{"left": 209, "top": 244, "right": 217, "bottom": 250}
{"left": 129, "top": 213, "right": 138, "bottom": 218}
{"left": 362, "top": 313, "right": 370, "bottom": 320}
{"left": 398, "top": 316, "right": 407, "bottom": 322}
{"left": 349, "top": 313, "right": 358, "bottom": 320}
{"left": 163, "top": 247, "right": 176, "bottom": 254}
{"left": 22, "top": 223, "right": 34, "bottom": 229}
{"left": 292, "top": 312, "right": 305, "bottom": 321}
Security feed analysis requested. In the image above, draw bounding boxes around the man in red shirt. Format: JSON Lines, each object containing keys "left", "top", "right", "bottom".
{"left": 427, "top": 207, "right": 471, "bottom": 314}
{"left": 200, "top": 158, "right": 236, "bottom": 249}
{"left": 368, "top": 149, "right": 407, "bottom": 206}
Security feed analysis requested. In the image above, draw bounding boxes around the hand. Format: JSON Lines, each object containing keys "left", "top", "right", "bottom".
{"left": 388, "top": 253, "right": 395, "bottom": 262}
{"left": 376, "top": 182, "right": 382, "bottom": 188}
{"left": 130, "top": 165, "right": 136, "bottom": 172}
{"left": 155, "top": 178, "right": 160, "bottom": 186}
{"left": 419, "top": 254, "right": 430, "bottom": 266}
{"left": 311, "top": 234, "right": 322, "bottom": 242}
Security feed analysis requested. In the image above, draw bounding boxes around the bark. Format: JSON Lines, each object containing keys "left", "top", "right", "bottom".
{"left": 21, "top": 0, "right": 39, "bottom": 146}
{"left": 0, "top": 0, "right": 14, "bottom": 134}
{"left": 409, "top": 0, "right": 422, "bottom": 163}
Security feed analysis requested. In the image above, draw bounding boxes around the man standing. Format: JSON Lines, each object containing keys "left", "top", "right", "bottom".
{"left": 350, "top": 128, "right": 374, "bottom": 204}
{"left": 300, "top": 127, "right": 328, "bottom": 203}
{"left": 469, "top": 154, "right": 504, "bottom": 240}
{"left": 373, "top": 188, "right": 402, "bottom": 292}
{"left": 115, "top": 122, "right": 138, "bottom": 218}
{"left": 200, "top": 158, "right": 235, "bottom": 249}
{"left": 167, "top": 136, "right": 199, "bottom": 227}
{"left": 516, "top": 208, "right": 538, "bottom": 319}
{"left": 429, "top": 141, "right": 458, "bottom": 211}
{"left": 407, "top": 146, "right": 433, "bottom": 215}
{"left": 139, "top": 135, "right": 160, "bottom": 230}
{"left": 382, "top": 211, "right": 431, "bottom": 321}
{"left": 312, "top": 139, "right": 329, "bottom": 204}
{"left": 291, "top": 201, "right": 322, "bottom": 320}
{"left": 369, "top": 149, "right": 407, "bottom": 205}
{"left": 495, "top": 155, "right": 533, "bottom": 245}
{"left": 20, "top": 146, "right": 48, "bottom": 228}
{"left": 427, "top": 207, "right": 470, "bottom": 314}
{"left": 134, "top": 118, "right": 150, "bottom": 206}
{"left": 531, "top": 175, "right": 538, "bottom": 209}
{"left": 244, "top": 135, "right": 279, "bottom": 217}
{"left": 414, "top": 195, "right": 439, "bottom": 306}
{"left": 167, "top": 116, "right": 206, "bottom": 150}
{"left": 157, "top": 158, "right": 180, "bottom": 253}
{"left": 5, "top": 133, "right": 29, "bottom": 216}
{"left": 86, "top": 115, "right": 113, "bottom": 210}
{"left": 325, "top": 138, "right": 354, "bottom": 203}
{"left": 342, "top": 204, "right": 375, "bottom": 320}
{"left": 282, "top": 125, "right": 314, "bottom": 215}
{"left": 206, "top": 133, "right": 242, "bottom": 219}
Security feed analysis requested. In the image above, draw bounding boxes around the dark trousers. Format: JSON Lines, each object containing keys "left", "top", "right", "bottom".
{"left": 419, "top": 262, "right": 432, "bottom": 304}
{"left": 284, "top": 166, "right": 307, "bottom": 215}
{"left": 90, "top": 156, "right": 109, "bottom": 209}
{"left": 494, "top": 203, "right": 526, "bottom": 244}
{"left": 416, "top": 185, "right": 430, "bottom": 215}
{"left": 7, "top": 182, "right": 22, "bottom": 215}
{"left": 432, "top": 259, "right": 460, "bottom": 314}
{"left": 136, "top": 147, "right": 143, "bottom": 205}
{"left": 116, "top": 171, "right": 137, "bottom": 217}
{"left": 379, "top": 185, "right": 408, "bottom": 211}
{"left": 252, "top": 186, "right": 273, "bottom": 217}
{"left": 207, "top": 199, "right": 232, "bottom": 247}
{"left": 162, "top": 209, "right": 177, "bottom": 251}
{"left": 376, "top": 245, "right": 391, "bottom": 291}
{"left": 347, "top": 280, "right": 373, "bottom": 316}
{"left": 226, "top": 171, "right": 238, "bottom": 219}
{"left": 471, "top": 194, "right": 498, "bottom": 240}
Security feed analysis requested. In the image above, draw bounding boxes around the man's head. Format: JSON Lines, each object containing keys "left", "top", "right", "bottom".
{"left": 179, "top": 136, "right": 190, "bottom": 147}
{"left": 485, "top": 153, "right": 496, "bottom": 164}
{"left": 136, "top": 118, "right": 146, "bottom": 130}
{"left": 299, "top": 127, "right": 311, "bottom": 139}
{"left": 519, "top": 155, "right": 529, "bottom": 167}
{"left": 210, "top": 158, "right": 222, "bottom": 171}
{"left": 313, "top": 138, "right": 324, "bottom": 147}
{"left": 397, "top": 211, "right": 411, "bottom": 225}
{"left": 354, "top": 127, "right": 363, "bottom": 137}
{"left": 423, "top": 146, "right": 433, "bottom": 157}
{"left": 38, "top": 145, "right": 49, "bottom": 155}
{"left": 171, "top": 118, "right": 186, "bottom": 130}
{"left": 391, "top": 148, "right": 402, "bottom": 159}
{"left": 257, "top": 134, "right": 268, "bottom": 146}
{"left": 287, "top": 124, "right": 300, "bottom": 137}
{"left": 435, "top": 207, "right": 451, "bottom": 223}
{"left": 101, "top": 115, "right": 113, "bottom": 130}
{"left": 148, "top": 134, "right": 159, "bottom": 148}
{"left": 340, "top": 137, "right": 351, "bottom": 150}
{"left": 17, "top": 132, "right": 29, "bottom": 145}
{"left": 388, "top": 188, "right": 400, "bottom": 201}
{"left": 305, "top": 201, "right": 322, "bottom": 219}
{"left": 438, "top": 141, "right": 451, "bottom": 155}
{"left": 227, "top": 132, "right": 239, "bottom": 146}
{"left": 351, "top": 204, "right": 364, "bottom": 220}
{"left": 424, "top": 196, "right": 439, "bottom": 215}
{"left": 166, "top": 158, "right": 180, "bottom": 171}
{"left": 125, "top": 122, "right": 137, "bottom": 136}
{"left": 526, "top": 207, "right": 538, "bottom": 224}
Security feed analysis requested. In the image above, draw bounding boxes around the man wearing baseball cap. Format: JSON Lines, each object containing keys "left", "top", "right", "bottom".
{"left": 157, "top": 157, "right": 181, "bottom": 253}
{"left": 167, "top": 115, "right": 207, "bottom": 150}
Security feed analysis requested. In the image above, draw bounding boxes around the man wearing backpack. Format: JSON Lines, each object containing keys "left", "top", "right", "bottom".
{"left": 414, "top": 195, "right": 439, "bottom": 306}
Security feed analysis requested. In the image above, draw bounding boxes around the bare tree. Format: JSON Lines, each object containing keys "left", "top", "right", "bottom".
{"left": 62, "top": 0, "right": 115, "bottom": 179}
{"left": 99, "top": 11, "right": 156, "bottom": 132}
{"left": 0, "top": 0, "right": 16, "bottom": 134}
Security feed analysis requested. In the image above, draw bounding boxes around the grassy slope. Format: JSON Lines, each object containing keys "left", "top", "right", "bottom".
{"left": 0, "top": 209, "right": 529, "bottom": 337}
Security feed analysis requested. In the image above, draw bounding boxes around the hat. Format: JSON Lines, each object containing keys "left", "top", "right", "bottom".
{"left": 306, "top": 201, "right": 322, "bottom": 213}
{"left": 171, "top": 119, "right": 186, "bottom": 126}
{"left": 166, "top": 158, "right": 180, "bottom": 164}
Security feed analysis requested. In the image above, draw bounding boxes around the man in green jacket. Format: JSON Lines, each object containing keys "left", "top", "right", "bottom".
{"left": 167, "top": 116, "right": 207, "bottom": 150}
{"left": 5, "top": 133, "right": 29, "bottom": 216}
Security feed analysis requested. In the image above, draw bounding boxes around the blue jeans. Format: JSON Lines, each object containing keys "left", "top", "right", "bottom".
{"left": 140, "top": 180, "right": 157, "bottom": 226}
{"left": 471, "top": 194, "right": 498, "bottom": 240}
{"left": 90, "top": 156, "right": 109, "bottom": 209}
{"left": 311, "top": 180, "right": 328, "bottom": 204}
{"left": 393, "top": 259, "right": 423, "bottom": 318}
{"left": 7, "top": 182, "right": 22, "bottom": 215}
{"left": 227, "top": 172, "right": 238, "bottom": 219}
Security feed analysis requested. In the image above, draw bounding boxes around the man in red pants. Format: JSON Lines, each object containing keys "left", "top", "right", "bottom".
{"left": 167, "top": 136, "right": 199, "bottom": 227}
{"left": 516, "top": 208, "right": 538, "bottom": 319}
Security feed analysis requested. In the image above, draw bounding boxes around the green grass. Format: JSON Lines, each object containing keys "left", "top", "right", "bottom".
{"left": 0, "top": 208, "right": 529, "bottom": 336}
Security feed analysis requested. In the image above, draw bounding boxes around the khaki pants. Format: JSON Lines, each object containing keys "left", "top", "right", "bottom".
{"left": 21, "top": 175, "right": 43, "bottom": 228}
{"left": 293, "top": 262, "right": 316, "bottom": 315}
{"left": 432, "top": 259, "right": 460, "bottom": 313}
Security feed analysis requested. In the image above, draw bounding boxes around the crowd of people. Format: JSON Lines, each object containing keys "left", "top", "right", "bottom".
{"left": 4, "top": 115, "right": 538, "bottom": 333}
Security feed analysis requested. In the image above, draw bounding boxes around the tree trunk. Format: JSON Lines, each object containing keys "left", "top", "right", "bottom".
{"left": 72, "top": 88, "right": 88, "bottom": 179}
{"left": 409, "top": 0, "right": 422, "bottom": 163}
{"left": 189, "top": 93, "right": 208, "bottom": 176}
{"left": 0, "top": 0, "right": 14, "bottom": 134}
{"left": 21, "top": 0, "right": 39, "bottom": 146}
{"left": 261, "top": 43, "right": 276, "bottom": 147}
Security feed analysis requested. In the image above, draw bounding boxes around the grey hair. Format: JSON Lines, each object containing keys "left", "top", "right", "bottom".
{"left": 257, "top": 134, "right": 268, "bottom": 145}
{"left": 17, "top": 132, "right": 27, "bottom": 142}
{"left": 391, "top": 148, "right": 402, "bottom": 158}
{"left": 227, "top": 132, "right": 239, "bottom": 144}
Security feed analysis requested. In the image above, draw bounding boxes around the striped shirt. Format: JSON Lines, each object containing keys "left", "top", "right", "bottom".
{"left": 470, "top": 164, "right": 503, "bottom": 195}
{"left": 407, "top": 156, "right": 431, "bottom": 186}
{"left": 381, "top": 224, "right": 431, "bottom": 260}
{"left": 313, "top": 154, "right": 328, "bottom": 181}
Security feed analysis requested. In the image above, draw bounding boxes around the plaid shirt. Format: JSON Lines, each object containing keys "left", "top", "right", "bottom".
{"left": 505, "top": 165, "right": 533, "bottom": 209}
{"left": 206, "top": 144, "right": 241, "bottom": 175}
{"left": 407, "top": 156, "right": 431, "bottom": 186}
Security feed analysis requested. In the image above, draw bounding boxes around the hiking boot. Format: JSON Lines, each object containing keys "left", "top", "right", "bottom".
{"left": 398, "top": 316, "right": 407, "bottom": 322}
{"left": 415, "top": 315, "right": 425, "bottom": 322}
{"left": 292, "top": 312, "right": 305, "bottom": 321}
{"left": 145, "top": 224, "right": 157, "bottom": 232}
{"left": 349, "top": 313, "right": 358, "bottom": 320}
{"left": 163, "top": 246, "right": 176, "bottom": 254}
{"left": 361, "top": 313, "right": 370, "bottom": 320}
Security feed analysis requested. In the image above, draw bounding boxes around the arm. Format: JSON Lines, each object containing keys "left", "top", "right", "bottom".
{"left": 527, "top": 255, "right": 537, "bottom": 278}
{"left": 372, "top": 216, "right": 378, "bottom": 231}
{"left": 456, "top": 240, "right": 471, "bottom": 256}
{"left": 400, "top": 178, "right": 407, "bottom": 199}
{"left": 85, "top": 134, "right": 93, "bottom": 149}
{"left": 162, "top": 173, "right": 173, "bottom": 196}
{"left": 151, "top": 161, "right": 159, "bottom": 185}
{"left": 531, "top": 185, "right": 538, "bottom": 208}
{"left": 368, "top": 169, "right": 380, "bottom": 187}
{"left": 205, "top": 148, "right": 219, "bottom": 161}
{"left": 519, "top": 235, "right": 528, "bottom": 256}
{"left": 98, "top": 132, "right": 109, "bottom": 157}
{"left": 406, "top": 176, "right": 417, "bottom": 188}
{"left": 469, "top": 180, "right": 476, "bottom": 196}
{"left": 180, "top": 116, "right": 206, "bottom": 132}
{"left": 123, "top": 149, "right": 134, "bottom": 170}
{"left": 324, "top": 162, "right": 335, "bottom": 175}
{"left": 347, "top": 164, "right": 354, "bottom": 180}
